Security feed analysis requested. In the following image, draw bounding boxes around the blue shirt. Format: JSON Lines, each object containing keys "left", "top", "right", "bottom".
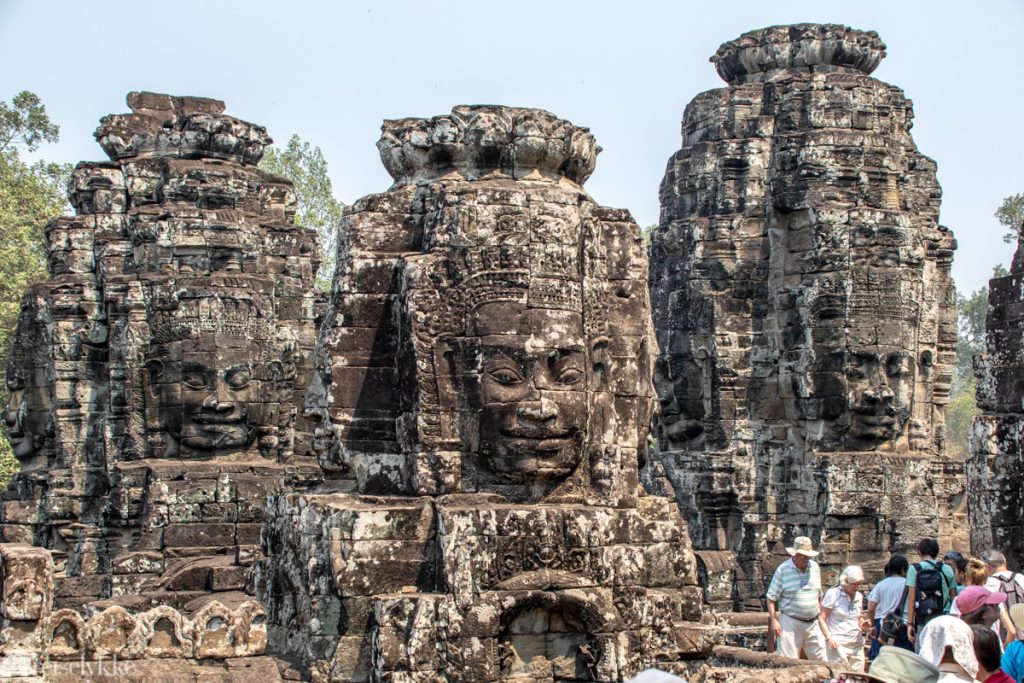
{"left": 1003, "top": 640, "right": 1024, "bottom": 683}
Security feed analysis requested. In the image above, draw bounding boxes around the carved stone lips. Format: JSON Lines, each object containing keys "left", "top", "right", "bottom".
{"left": 500, "top": 428, "right": 575, "bottom": 441}
{"left": 853, "top": 413, "right": 897, "bottom": 426}
{"left": 852, "top": 403, "right": 897, "bottom": 422}
{"left": 192, "top": 414, "right": 242, "bottom": 425}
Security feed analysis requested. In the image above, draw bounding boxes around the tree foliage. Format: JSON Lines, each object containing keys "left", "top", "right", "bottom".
{"left": 259, "top": 135, "right": 345, "bottom": 291}
{"left": 996, "top": 194, "right": 1024, "bottom": 244}
{"left": 642, "top": 224, "right": 656, "bottom": 246}
{"left": 946, "top": 264, "right": 1007, "bottom": 459}
{"left": 0, "top": 92, "right": 71, "bottom": 486}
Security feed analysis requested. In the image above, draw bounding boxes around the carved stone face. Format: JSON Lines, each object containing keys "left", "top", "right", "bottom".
{"left": 3, "top": 361, "right": 48, "bottom": 469}
{"left": 844, "top": 348, "right": 916, "bottom": 446}
{"left": 654, "top": 354, "right": 706, "bottom": 449}
{"left": 462, "top": 303, "right": 589, "bottom": 482}
{"left": 147, "top": 339, "right": 260, "bottom": 455}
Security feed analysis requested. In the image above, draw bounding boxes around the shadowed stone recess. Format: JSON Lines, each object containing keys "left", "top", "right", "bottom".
{"left": 969, "top": 235, "right": 1024, "bottom": 568}
{"left": 0, "top": 92, "right": 322, "bottom": 674}
{"left": 650, "top": 24, "right": 962, "bottom": 608}
{"left": 257, "top": 106, "right": 713, "bottom": 682}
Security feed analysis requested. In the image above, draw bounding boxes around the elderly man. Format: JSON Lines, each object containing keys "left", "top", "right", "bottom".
{"left": 981, "top": 549, "right": 1024, "bottom": 643}
{"left": 767, "top": 536, "right": 827, "bottom": 661}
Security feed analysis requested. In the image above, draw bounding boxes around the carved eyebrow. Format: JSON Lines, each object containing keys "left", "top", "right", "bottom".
{"left": 480, "top": 346, "right": 527, "bottom": 361}
{"left": 549, "top": 346, "right": 586, "bottom": 360}
{"left": 181, "top": 362, "right": 213, "bottom": 373}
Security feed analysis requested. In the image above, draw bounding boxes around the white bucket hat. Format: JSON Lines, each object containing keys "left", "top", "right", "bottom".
{"left": 786, "top": 536, "right": 820, "bottom": 557}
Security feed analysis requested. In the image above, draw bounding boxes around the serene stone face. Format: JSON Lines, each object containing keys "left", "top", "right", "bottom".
{"left": 462, "top": 303, "right": 589, "bottom": 482}
{"left": 654, "top": 354, "right": 706, "bottom": 449}
{"left": 147, "top": 338, "right": 262, "bottom": 455}
{"left": 843, "top": 348, "right": 916, "bottom": 447}
{"left": 3, "top": 369, "right": 47, "bottom": 468}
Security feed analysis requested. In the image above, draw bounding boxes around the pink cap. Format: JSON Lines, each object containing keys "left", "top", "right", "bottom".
{"left": 956, "top": 586, "right": 1006, "bottom": 614}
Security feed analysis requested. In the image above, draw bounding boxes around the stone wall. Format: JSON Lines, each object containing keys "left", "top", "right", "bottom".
{"left": 969, "top": 235, "right": 1024, "bottom": 566}
{"left": 650, "top": 24, "right": 963, "bottom": 606}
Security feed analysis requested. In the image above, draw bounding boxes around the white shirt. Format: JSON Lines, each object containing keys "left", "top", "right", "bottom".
{"left": 985, "top": 570, "right": 1024, "bottom": 597}
{"left": 823, "top": 586, "right": 864, "bottom": 643}
{"left": 985, "top": 570, "right": 1024, "bottom": 638}
{"left": 868, "top": 576, "right": 906, "bottom": 620}
{"left": 936, "top": 662, "right": 978, "bottom": 682}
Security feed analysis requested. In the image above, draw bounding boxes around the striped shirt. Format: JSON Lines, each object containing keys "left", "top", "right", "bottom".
{"left": 766, "top": 558, "right": 822, "bottom": 620}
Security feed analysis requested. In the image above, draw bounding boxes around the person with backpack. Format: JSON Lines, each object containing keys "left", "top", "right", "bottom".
{"left": 945, "top": 551, "right": 968, "bottom": 592}
{"left": 869, "top": 555, "right": 914, "bottom": 658}
{"left": 983, "top": 550, "right": 1024, "bottom": 644}
{"left": 906, "top": 538, "right": 959, "bottom": 645}
{"left": 950, "top": 557, "right": 1018, "bottom": 645}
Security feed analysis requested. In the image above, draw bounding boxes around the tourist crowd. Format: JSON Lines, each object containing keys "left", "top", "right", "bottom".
{"left": 766, "top": 537, "right": 1024, "bottom": 682}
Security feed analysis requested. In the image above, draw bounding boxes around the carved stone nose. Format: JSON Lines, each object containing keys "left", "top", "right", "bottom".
{"left": 517, "top": 397, "right": 558, "bottom": 422}
{"left": 202, "top": 393, "right": 233, "bottom": 411}
{"left": 863, "top": 385, "right": 894, "bottom": 405}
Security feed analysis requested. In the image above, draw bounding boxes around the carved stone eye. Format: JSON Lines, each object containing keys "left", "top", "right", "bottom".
{"left": 488, "top": 367, "right": 523, "bottom": 385}
{"left": 226, "top": 366, "right": 251, "bottom": 389}
{"left": 886, "top": 355, "right": 913, "bottom": 377}
{"left": 182, "top": 371, "right": 208, "bottom": 390}
{"left": 556, "top": 368, "right": 583, "bottom": 385}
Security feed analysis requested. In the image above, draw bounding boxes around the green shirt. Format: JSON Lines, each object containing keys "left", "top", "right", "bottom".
{"left": 767, "top": 558, "right": 822, "bottom": 621}
{"left": 906, "top": 560, "right": 957, "bottom": 614}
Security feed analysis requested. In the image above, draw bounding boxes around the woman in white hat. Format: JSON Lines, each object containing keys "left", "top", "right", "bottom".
{"left": 822, "top": 565, "right": 871, "bottom": 671}
{"left": 917, "top": 614, "right": 980, "bottom": 682}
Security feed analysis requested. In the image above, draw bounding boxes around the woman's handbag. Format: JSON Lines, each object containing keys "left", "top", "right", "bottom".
{"left": 879, "top": 586, "right": 911, "bottom": 645}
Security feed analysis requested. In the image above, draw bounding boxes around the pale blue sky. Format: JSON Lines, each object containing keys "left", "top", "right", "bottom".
{"left": 2, "top": 0, "right": 1021, "bottom": 294}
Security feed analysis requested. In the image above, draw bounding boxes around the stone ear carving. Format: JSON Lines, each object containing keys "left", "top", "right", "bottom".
{"left": 145, "top": 359, "right": 164, "bottom": 395}
{"left": 143, "top": 359, "right": 165, "bottom": 432}
{"left": 435, "top": 340, "right": 459, "bottom": 413}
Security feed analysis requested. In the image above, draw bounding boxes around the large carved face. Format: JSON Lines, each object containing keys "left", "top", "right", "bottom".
{"left": 654, "top": 353, "right": 706, "bottom": 449}
{"left": 3, "top": 362, "right": 48, "bottom": 469}
{"left": 461, "top": 303, "right": 589, "bottom": 482}
{"left": 844, "top": 348, "right": 916, "bottom": 447}
{"left": 147, "top": 337, "right": 260, "bottom": 455}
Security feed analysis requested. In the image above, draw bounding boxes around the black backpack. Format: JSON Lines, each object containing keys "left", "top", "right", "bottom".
{"left": 913, "top": 560, "right": 949, "bottom": 628}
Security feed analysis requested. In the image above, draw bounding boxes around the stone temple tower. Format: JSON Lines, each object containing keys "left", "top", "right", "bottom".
{"left": 649, "top": 24, "right": 962, "bottom": 606}
{"left": 259, "top": 106, "right": 713, "bottom": 682}
{"left": 969, "top": 236, "right": 1024, "bottom": 568}
{"left": 1, "top": 92, "right": 322, "bottom": 608}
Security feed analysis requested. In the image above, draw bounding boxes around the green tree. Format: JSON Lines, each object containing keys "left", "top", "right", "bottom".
{"left": 946, "top": 264, "right": 1008, "bottom": 458}
{"left": 642, "top": 224, "right": 656, "bottom": 246}
{"left": 996, "top": 194, "right": 1024, "bottom": 244}
{"left": 259, "top": 134, "right": 345, "bottom": 291}
{"left": 0, "top": 92, "right": 72, "bottom": 485}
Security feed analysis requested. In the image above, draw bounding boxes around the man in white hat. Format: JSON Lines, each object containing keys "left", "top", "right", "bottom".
{"left": 766, "top": 536, "right": 827, "bottom": 661}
